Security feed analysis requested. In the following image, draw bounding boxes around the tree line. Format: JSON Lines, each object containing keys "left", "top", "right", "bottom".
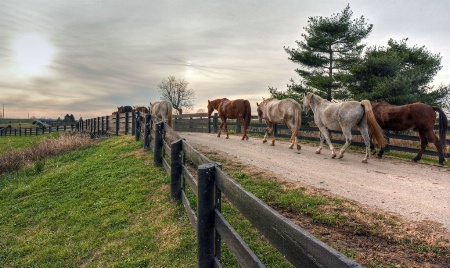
{"left": 270, "top": 4, "right": 449, "bottom": 110}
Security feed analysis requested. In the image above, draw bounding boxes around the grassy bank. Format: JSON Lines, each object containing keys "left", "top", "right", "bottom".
{"left": 0, "top": 136, "right": 197, "bottom": 267}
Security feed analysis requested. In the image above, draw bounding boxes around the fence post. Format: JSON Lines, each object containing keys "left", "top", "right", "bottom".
{"left": 144, "top": 114, "right": 151, "bottom": 150}
{"left": 197, "top": 163, "right": 216, "bottom": 268}
{"left": 208, "top": 114, "right": 211, "bottom": 133}
{"left": 153, "top": 122, "right": 164, "bottom": 166}
{"left": 132, "top": 110, "right": 136, "bottom": 136}
{"left": 170, "top": 139, "right": 183, "bottom": 200}
{"left": 116, "top": 112, "right": 120, "bottom": 136}
{"left": 213, "top": 113, "right": 219, "bottom": 133}
{"left": 135, "top": 111, "right": 141, "bottom": 141}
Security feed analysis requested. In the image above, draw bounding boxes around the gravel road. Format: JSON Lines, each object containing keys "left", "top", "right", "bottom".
{"left": 179, "top": 132, "right": 450, "bottom": 232}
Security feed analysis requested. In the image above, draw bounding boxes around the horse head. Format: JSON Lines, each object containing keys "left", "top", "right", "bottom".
{"left": 256, "top": 102, "right": 263, "bottom": 122}
{"left": 207, "top": 100, "right": 214, "bottom": 116}
{"left": 302, "top": 93, "right": 313, "bottom": 114}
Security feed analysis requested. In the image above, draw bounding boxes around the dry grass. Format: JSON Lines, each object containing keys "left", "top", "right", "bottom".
{"left": 0, "top": 133, "right": 95, "bottom": 174}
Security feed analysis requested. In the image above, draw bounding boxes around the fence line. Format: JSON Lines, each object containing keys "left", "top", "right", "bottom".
{"left": 76, "top": 111, "right": 449, "bottom": 159}
{"left": 0, "top": 124, "right": 77, "bottom": 137}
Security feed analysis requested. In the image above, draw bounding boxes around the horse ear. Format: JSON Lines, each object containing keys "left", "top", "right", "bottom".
{"left": 256, "top": 102, "right": 259, "bottom": 106}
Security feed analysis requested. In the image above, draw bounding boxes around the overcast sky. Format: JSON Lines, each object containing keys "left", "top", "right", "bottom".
{"left": 1, "top": 0, "right": 449, "bottom": 119}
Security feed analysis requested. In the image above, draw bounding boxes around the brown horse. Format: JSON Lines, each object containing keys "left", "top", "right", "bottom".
{"left": 371, "top": 100, "right": 448, "bottom": 165}
{"left": 207, "top": 98, "right": 251, "bottom": 140}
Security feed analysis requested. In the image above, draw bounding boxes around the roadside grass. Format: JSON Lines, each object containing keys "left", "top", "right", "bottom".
{"left": 0, "top": 133, "right": 93, "bottom": 174}
{"left": 0, "top": 135, "right": 197, "bottom": 267}
{"left": 0, "top": 133, "right": 61, "bottom": 153}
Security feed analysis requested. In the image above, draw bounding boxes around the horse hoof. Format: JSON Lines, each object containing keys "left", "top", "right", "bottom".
{"left": 271, "top": 144, "right": 275, "bottom": 146}
{"left": 226, "top": 136, "right": 229, "bottom": 139}
{"left": 262, "top": 140, "right": 267, "bottom": 143}
{"left": 315, "top": 151, "right": 321, "bottom": 154}
{"left": 362, "top": 159, "right": 368, "bottom": 163}
{"left": 297, "top": 145, "right": 301, "bottom": 150}
{"left": 338, "top": 155, "right": 344, "bottom": 159}
{"left": 331, "top": 154, "right": 336, "bottom": 158}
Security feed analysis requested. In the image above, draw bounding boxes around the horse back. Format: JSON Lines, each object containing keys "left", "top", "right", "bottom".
{"left": 372, "top": 102, "right": 435, "bottom": 130}
{"left": 219, "top": 99, "right": 250, "bottom": 119}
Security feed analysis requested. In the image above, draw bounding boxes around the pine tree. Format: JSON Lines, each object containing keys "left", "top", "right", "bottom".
{"left": 348, "top": 38, "right": 449, "bottom": 106}
{"left": 284, "top": 5, "right": 372, "bottom": 101}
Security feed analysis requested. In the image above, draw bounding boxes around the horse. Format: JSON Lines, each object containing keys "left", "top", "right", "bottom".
{"left": 117, "top": 106, "right": 133, "bottom": 113}
{"left": 133, "top": 106, "right": 149, "bottom": 114}
{"left": 207, "top": 98, "right": 251, "bottom": 140}
{"left": 303, "top": 93, "right": 387, "bottom": 163}
{"left": 256, "top": 98, "right": 302, "bottom": 150}
{"left": 149, "top": 100, "right": 173, "bottom": 127}
{"left": 133, "top": 106, "right": 149, "bottom": 132}
{"left": 370, "top": 100, "right": 448, "bottom": 165}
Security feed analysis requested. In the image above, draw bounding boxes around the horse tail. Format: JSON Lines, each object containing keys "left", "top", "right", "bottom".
{"left": 167, "top": 104, "right": 173, "bottom": 128}
{"left": 433, "top": 107, "right": 448, "bottom": 153}
{"left": 244, "top": 100, "right": 251, "bottom": 131}
{"left": 294, "top": 103, "right": 302, "bottom": 134}
{"left": 361, "top": 100, "right": 387, "bottom": 148}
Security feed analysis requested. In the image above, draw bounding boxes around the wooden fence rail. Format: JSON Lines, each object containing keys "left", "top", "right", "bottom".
{"left": 77, "top": 111, "right": 449, "bottom": 160}
{"left": 173, "top": 113, "right": 450, "bottom": 159}
{"left": 0, "top": 124, "right": 77, "bottom": 137}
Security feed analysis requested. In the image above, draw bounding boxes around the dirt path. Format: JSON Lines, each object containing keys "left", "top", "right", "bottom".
{"left": 179, "top": 132, "right": 450, "bottom": 232}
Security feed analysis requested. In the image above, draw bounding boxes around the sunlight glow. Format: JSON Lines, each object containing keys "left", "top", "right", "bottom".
{"left": 12, "top": 33, "right": 56, "bottom": 76}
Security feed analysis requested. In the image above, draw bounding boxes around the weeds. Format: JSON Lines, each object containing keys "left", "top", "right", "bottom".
{"left": 0, "top": 133, "right": 94, "bottom": 174}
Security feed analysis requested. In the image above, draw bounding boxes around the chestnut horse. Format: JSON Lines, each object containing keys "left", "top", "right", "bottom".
{"left": 303, "top": 93, "right": 387, "bottom": 163}
{"left": 256, "top": 98, "right": 302, "bottom": 150}
{"left": 207, "top": 98, "right": 251, "bottom": 140}
{"left": 371, "top": 100, "right": 448, "bottom": 165}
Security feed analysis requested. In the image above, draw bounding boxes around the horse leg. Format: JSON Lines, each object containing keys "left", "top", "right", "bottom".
{"left": 218, "top": 119, "right": 225, "bottom": 138}
{"left": 224, "top": 121, "right": 229, "bottom": 139}
{"left": 427, "top": 129, "right": 445, "bottom": 165}
{"left": 287, "top": 123, "right": 301, "bottom": 150}
{"left": 263, "top": 122, "right": 272, "bottom": 143}
{"left": 413, "top": 130, "right": 428, "bottom": 162}
{"left": 271, "top": 124, "right": 276, "bottom": 146}
{"left": 338, "top": 129, "right": 353, "bottom": 159}
{"left": 360, "top": 128, "right": 371, "bottom": 163}
{"left": 318, "top": 128, "right": 336, "bottom": 157}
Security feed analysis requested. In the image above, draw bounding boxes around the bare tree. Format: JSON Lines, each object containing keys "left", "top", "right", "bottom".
{"left": 157, "top": 76, "right": 195, "bottom": 115}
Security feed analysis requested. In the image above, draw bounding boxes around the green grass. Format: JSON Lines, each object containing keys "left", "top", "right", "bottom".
{"left": 0, "top": 133, "right": 61, "bottom": 153}
{"left": 0, "top": 136, "right": 197, "bottom": 267}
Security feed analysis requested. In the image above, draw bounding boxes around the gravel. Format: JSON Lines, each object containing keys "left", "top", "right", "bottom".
{"left": 179, "top": 132, "right": 450, "bottom": 232}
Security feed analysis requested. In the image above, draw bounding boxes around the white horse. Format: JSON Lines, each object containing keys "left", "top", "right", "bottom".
{"left": 256, "top": 98, "right": 302, "bottom": 150}
{"left": 149, "top": 100, "right": 173, "bottom": 127}
{"left": 303, "top": 93, "right": 386, "bottom": 163}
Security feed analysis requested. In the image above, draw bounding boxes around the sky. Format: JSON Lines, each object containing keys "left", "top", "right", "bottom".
{"left": 1, "top": 0, "right": 450, "bottom": 119}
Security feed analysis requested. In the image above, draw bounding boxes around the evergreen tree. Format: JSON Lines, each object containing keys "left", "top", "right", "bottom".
{"left": 348, "top": 38, "right": 449, "bottom": 106}
{"left": 284, "top": 4, "right": 372, "bottom": 101}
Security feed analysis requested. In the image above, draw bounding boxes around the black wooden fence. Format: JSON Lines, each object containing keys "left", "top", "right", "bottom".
{"left": 0, "top": 124, "right": 78, "bottom": 137}
{"left": 174, "top": 113, "right": 450, "bottom": 159}
{"left": 81, "top": 112, "right": 363, "bottom": 267}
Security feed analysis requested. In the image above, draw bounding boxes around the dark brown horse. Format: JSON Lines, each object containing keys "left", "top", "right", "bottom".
{"left": 371, "top": 100, "right": 448, "bottom": 165}
{"left": 207, "top": 98, "right": 252, "bottom": 140}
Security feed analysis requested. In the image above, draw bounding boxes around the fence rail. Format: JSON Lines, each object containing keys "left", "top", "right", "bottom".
{"left": 173, "top": 113, "right": 450, "bottom": 158}
{"left": 0, "top": 124, "right": 77, "bottom": 136}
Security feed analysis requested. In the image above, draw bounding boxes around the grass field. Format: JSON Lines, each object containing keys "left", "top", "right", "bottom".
{"left": 1, "top": 133, "right": 448, "bottom": 267}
